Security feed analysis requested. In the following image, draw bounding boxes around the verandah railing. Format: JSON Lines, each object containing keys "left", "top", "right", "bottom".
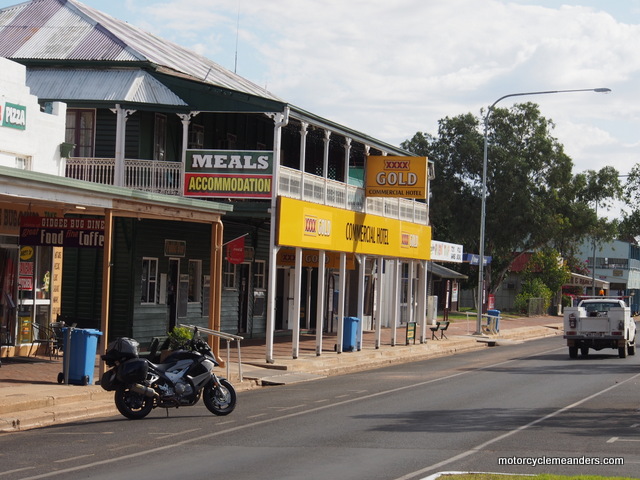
{"left": 65, "top": 157, "right": 182, "bottom": 196}
{"left": 65, "top": 159, "right": 429, "bottom": 225}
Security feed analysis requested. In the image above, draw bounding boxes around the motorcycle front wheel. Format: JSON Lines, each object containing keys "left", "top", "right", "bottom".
{"left": 203, "top": 378, "right": 236, "bottom": 416}
{"left": 114, "top": 384, "right": 154, "bottom": 419}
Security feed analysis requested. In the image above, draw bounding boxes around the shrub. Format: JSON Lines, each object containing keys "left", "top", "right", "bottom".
{"left": 167, "top": 326, "right": 192, "bottom": 350}
{"left": 514, "top": 278, "right": 553, "bottom": 315}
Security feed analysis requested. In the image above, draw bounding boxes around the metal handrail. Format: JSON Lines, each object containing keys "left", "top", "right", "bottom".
{"left": 179, "top": 324, "right": 244, "bottom": 381}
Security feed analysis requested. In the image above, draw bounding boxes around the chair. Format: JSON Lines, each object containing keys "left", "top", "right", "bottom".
{"left": 30, "top": 322, "right": 55, "bottom": 359}
{"left": 430, "top": 321, "right": 450, "bottom": 340}
{"left": 438, "top": 321, "right": 450, "bottom": 340}
{"left": 50, "top": 322, "right": 66, "bottom": 359}
{"left": 430, "top": 322, "right": 441, "bottom": 340}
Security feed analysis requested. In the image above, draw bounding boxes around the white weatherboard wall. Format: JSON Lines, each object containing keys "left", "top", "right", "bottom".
{"left": 0, "top": 57, "right": 66, "bottom": 175}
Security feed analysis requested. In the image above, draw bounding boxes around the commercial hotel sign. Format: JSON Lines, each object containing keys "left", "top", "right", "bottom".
{"left": 184, "top": 150, "right": 273, "bottom": 198}
{"left": 365, "top": 155, "right": 428, "bottom": 199}
{"left": 278, "top": 197, "right": 431, "bottom": 260}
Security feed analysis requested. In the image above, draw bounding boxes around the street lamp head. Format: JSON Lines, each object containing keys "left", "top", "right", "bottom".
{"left": 594, "top": 88, "right": 612, "bottom": 93}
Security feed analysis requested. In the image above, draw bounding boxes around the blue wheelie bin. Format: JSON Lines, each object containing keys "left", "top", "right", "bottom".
{"left": 58, "top": 327, "right": 103, "bottom": 385}
{"left": 342, "top": 317, "right": 359, "bottom": 352}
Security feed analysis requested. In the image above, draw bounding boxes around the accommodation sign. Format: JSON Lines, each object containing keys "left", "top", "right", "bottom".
{"left": 365, "top": 155, "right": 428, "bottom": 199}
{"left": 20, "top": 217, "right": 105, "bottom": 248}
{"left": 184, "top": 150, "right": 273, "bottom": 198}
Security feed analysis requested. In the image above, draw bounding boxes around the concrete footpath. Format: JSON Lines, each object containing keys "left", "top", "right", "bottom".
{"left": 0, "top": 316, "right": 563, "bottom": 433}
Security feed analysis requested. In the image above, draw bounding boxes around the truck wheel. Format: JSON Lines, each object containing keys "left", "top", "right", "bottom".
{"left": 619, "top": 346, "right": 627, "bottom": 358}
{"left": 569, "top": 346, "right": 578, "bottom": 359}
{"left": 580, "top": 347, "right": 589, "bottom": 357}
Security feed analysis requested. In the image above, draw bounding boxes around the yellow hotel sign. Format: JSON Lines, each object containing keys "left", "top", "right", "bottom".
{"left": 278, "top": 197, "right": 431, "bottom": 260}
{"left": 365, "top": 155, "right": 428, "bottom": 199}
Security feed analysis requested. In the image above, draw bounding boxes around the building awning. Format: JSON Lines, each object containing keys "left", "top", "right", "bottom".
{"left": 566, "top": 272, "right": 610, "bottom": 289}
{"left": 429, "top": 262, "right": 468, "bottom": 280}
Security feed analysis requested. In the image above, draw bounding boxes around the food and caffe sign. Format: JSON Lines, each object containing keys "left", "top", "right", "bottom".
{"left": 20, "top": 217, "right": 105, "bottom": 248}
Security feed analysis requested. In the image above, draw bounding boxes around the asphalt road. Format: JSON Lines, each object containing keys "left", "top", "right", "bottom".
{"left": 1, "top": 335, "right": 639, "bottom": 480}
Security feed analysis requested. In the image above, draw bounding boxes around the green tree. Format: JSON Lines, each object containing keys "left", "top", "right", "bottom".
{"left": 402, "top": 103, "right": 620, "bottom": 294}
{"left": 620, "top": 163, "right": 640, "bottom": 241}
{"left": 521, "top": 248, "right": 571, "bottom": 310}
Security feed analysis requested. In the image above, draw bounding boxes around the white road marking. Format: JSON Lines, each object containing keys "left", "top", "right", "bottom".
{"left": 155, "top": 428, "right": 201, "bottom": 440}
{"left": 15, "top": 346, "right": 575, "bottom": 480}
{"left": 53, "top": 454, "right": 95, "bottom": 464}
{"left": 393, "top": 371, "right": 640, "bottom": 480}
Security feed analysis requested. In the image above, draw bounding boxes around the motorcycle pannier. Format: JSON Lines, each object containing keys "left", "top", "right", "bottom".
{"left": 102, "top": 337, "right": 140, "bottom": 365}
{"left": 116, "top": 358, "right": 148, "bottom": 383}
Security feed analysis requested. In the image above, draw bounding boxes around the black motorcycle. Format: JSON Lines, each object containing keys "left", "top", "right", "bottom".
{"left": 100, "top": 328, "right": 236, "bottom": 419}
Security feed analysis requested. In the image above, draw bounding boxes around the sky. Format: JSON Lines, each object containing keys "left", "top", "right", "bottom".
{"left": 5, "top": 0, "right": 639, "bottom": 215}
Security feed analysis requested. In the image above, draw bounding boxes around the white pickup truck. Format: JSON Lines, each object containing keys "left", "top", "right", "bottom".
{"left": 563, "top": 297, "right": 637, "bottom": 359}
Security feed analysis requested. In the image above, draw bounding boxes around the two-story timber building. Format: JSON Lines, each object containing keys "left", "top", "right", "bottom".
{"left": 0, "top": 0, "right": 433, "bottom": 363}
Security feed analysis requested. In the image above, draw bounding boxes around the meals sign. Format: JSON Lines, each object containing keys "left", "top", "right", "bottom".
{"left": 184, "top": 150, "right": 273, "bottom": 198}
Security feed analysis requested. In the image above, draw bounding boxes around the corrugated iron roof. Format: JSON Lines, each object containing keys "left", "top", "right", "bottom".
{"left": 26, "top": 67, "right": 188, "bottom": 105}
{"left": 0, "top": 0, "right": 282, "bottom": 102}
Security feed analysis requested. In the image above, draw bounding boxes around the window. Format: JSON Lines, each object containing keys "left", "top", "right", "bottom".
{"left": 15, "top": 156, "right": 31, "bottom": 170}
{"left": 66, "top": 109, "right": 95, "bottom": 157}
{"left": 154, "top": 114, "right": 167, "bottom": 161}
{"left": 223, "top": 260, "right": 237, "bottom": 289}
{"left": 141, "top": 258, "right": 158, "bottom": 303}
{"left": 188, "top": 260, "right": 202, "bottom": 302}
{"left": 254, "top": 260, "right": 266, "bottom": 290}
{"left": 189, "top": 124, "right": 204, "bottom": 149}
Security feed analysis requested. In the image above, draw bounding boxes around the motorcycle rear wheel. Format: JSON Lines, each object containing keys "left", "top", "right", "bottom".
{"left": 114, "top": 384, "right": 154, "bottom": 419}
{"left": 203, "top": 378, "right": 236, "bottom": 416}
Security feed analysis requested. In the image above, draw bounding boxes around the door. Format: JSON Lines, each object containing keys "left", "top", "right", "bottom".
{"left": 238, "top": 263, "right": 251, "bottom": 334}
{"left": 167, "top": 258, "right": 179, "bottom": 330}
{"left": 0, "top": 240, "right": 18, "bottom": 347}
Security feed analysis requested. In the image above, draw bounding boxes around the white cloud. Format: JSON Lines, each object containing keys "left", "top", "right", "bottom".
{"left": 105, "top": 0, "right": 640, "bottom": 179}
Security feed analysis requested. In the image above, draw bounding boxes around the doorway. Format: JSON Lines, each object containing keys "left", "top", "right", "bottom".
{"left": 238, "top": 263, "right": 251, "bottom": 334}
{"left": 167, "top": 258, "right": 179, "bottom": 330}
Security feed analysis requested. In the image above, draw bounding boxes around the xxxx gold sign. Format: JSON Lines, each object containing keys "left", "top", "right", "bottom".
{"left": 365, "top": 155, "right": 428, "bottom": 199}
{"left": 277, "top": 197, "right": 431, "bottom": 260}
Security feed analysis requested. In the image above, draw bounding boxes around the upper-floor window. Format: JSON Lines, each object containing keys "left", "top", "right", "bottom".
{"left": 15, "top": 156, "right": 31, "bottom": 170}
{"left": 189, "top": 125, "right": 204, "bottom": 149}
{"left": 154, "top": 114, "right": 167, "bottom": 161}
{"left": 66, "top": 109, "right": 95, "bottom": 157}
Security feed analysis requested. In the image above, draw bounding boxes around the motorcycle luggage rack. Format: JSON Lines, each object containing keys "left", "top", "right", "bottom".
{"left": 179, "top": 324, "right": 244, "bottom": 382}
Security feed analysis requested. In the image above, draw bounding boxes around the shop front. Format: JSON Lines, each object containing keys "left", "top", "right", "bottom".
{"left": 270, "top": 196, "right": 431, "bottom": 359}
{"left": 0, "top": 202, "right": 65, "bottom": 355}
{"left": 0, "top": 167, "right": 231, "bottom": 365}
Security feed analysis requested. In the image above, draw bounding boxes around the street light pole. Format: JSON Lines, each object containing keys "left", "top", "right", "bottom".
{"left": 475, "top": 87, "right": 611, "bottom": 335}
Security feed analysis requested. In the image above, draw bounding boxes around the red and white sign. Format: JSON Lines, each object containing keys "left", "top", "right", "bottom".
{"left": 226, "top": 236, "right": 245, "bottom": 265}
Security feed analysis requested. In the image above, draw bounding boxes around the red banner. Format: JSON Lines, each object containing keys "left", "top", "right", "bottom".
{"left": 226, "top": 236, "right": 245, "bottom": 264}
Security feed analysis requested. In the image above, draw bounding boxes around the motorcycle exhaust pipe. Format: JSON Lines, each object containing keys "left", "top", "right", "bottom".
{"left": 131, "top": 383, "right": 159, "bottom": 398}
